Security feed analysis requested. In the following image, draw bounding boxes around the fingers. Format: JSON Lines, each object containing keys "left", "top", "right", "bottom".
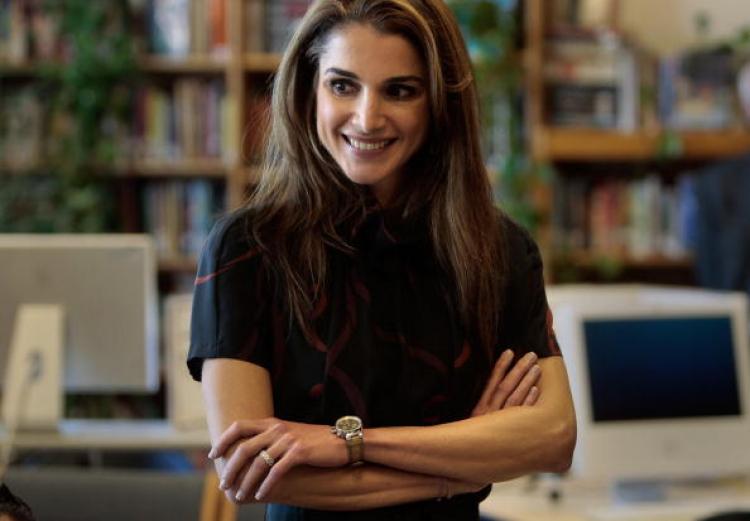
{"left": 488, "top": 351, "right": 538, "bottom": 411}
{"left": 210, "top": 418, "right": 270, "bottom": 459}
{"left": 234, "top": 433, "right": 293, "bottom": 502}
{"left": 219, "top": 422, "right": 283, "bottom": 491}
{"left": 472, "top": 349, "right": 514, "bottom": 415}
{"left": 254, "top": 439, "right": 302, "bottom": 501}
{"left": 522, "top": 386, "right": 540, "bottom": 406}
{"left": 504, "top": 364, "right": 541, "bottom": 407}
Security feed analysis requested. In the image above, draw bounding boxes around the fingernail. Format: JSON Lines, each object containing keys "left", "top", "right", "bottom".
{"left": 503, "top": 349, "right": 513, "bottom": 359}
{"left": 208, "top": 450, "right": 216, "bottom": 459}
{"left": 235, "top": 490, "right": 245, "bottom": 502}
{"left": 255, "top": 489, "right": 264, "bottom": 501}
{"left": 526, "top": 352, "right": 537, "bottom": 362}
{"left": 532, "top": 364, "right": 540, "bottom": 374}
{"left": 219, "top": 479, "right": 227, "bottom": 490}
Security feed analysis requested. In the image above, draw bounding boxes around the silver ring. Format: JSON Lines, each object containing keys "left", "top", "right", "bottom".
{"left": 258, "top": 449, "right": 275, "bottom": 467}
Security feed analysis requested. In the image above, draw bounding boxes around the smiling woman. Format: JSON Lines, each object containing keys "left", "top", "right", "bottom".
{"left": 187, "top": 1, "right": 576, "bottom": 520}
{"left": 315, "top": 24, "right": 429, "bottom": 204}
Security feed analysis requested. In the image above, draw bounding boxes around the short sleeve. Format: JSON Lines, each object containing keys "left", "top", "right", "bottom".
{"left": 187, "top": 211, "right": 274, "bottom": 381}
{"left": 499, "top": 218, "right": 562, "bottom": 359}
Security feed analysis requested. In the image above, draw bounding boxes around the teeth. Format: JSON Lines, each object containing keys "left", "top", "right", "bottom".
{"left": 347, "top": 137, "right": 390, "bottom": 151}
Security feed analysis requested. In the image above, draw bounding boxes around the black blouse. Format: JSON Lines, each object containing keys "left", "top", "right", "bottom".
{"left": 188, "top": 207, "right": 561, "bottom": 521}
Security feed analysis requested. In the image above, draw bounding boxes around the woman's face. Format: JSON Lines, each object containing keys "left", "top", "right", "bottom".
{"left": 315, "top": 23, "right": 429, "bottom": 205}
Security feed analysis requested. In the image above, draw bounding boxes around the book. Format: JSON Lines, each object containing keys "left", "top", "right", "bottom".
{"left": 551, "top": 174, "right": 691, "bottom": 260}
{"left": 148, "top": 0, "right": 227, "bottom": 57}
{"left": 142, "top": 180, "right": 223, "bottom": 259}
{"left": 658, "top": 48, "right": 737, "bottom": 130}
{"left": 0, "top": 0, "right": 29, "bottom": 63}
{"left": 150, "top": 0, "right": 191, "bottom": 57}
{"left": 133, "top": 79, "right": 231, "bottom": 162}
{"left": 264, "top": 0, "right": 311, "bottom": 53}
{"left": 545, "top": 37, "right": 639, "bottom": 131}
{"left": 245, "top": 0, "right": 264, "bottom": 52}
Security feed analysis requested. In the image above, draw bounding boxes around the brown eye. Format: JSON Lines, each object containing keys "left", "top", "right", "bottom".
{"left": 329, "top": 79, "right": 356, "bottom": 96}
{"left": 385, "top": 83, "right": 418, "bottom": 100}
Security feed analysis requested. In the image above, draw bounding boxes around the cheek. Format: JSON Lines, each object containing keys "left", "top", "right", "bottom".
{"left": 406, "top": 104, "right": 430, "bottom": 147}
{"left": 315, "top": 93, "right": 341, "bottom": 142}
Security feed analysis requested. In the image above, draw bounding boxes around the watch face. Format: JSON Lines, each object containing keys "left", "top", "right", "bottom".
{"left": 336, "top": 416, "right": 362, "bottom": 433}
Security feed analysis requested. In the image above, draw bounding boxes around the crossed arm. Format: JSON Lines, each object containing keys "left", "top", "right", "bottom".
{"left": 201, "top": 350, "right": 576, "bottom": 510}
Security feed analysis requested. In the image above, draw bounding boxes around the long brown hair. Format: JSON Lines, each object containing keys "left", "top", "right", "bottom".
{"left": 244, "top": 0, "right": 507, "bottom": 358}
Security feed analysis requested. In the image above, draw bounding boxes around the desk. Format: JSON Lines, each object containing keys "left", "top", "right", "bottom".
{"left": 480, "top": 476, "right": 750, "bottom": 521}
{"left": 0, "top": 419, "right": 209, "bottom": 451}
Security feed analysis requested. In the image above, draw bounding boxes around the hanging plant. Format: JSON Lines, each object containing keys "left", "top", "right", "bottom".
{"left": 449, "top": 0, "right": 551, "bottom": 232}
{"left": 0, "top": 0, "right": 139, "bottom": 232}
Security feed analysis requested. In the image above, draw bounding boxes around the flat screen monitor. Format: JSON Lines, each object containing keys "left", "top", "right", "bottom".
{"left": 0, "top": 234, "right": 159, "bottom": 393}
{"left": 547, "top": 285, "right": 750, "bottom": 483}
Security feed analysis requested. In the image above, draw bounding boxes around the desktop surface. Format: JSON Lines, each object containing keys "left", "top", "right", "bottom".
{"left": 0, "top": 419, "right": 209, "bottom": 450}
{"left": 480, "top": 476, "right": 750, "bottom": 521}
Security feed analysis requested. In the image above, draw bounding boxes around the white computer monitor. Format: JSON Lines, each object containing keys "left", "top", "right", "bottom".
{"left": 548, "top": 285, "right": 750, "bottom": 491}
{"left": 0, "top": 234, "right": 159, "bottom": 404}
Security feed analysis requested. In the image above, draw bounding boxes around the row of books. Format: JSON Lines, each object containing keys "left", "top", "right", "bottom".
{"left": 0, "top": 0, "right": 60, "bottom": 63}
{"left": 148, "top": 0, "right": 227, "bottom": 57}
{"left": 142, "top": 179, "right": 224, "bottom": 259}
{"left": 0, "top": 80, "right": 239, "bottom": 169}
{"left": 551, "top": 175, "right": 693, "bottom": 260}
{"left": 132, "top": 79, "right": 238, "bottom": 163}
{"left": 245, "top": 0, "right": 312, "bottom": 53}
{"left": 545, "top": 31, "right": 742, "bottom": 131}
{"left": 545, "top": 36, "right": 640, "bottom": 131}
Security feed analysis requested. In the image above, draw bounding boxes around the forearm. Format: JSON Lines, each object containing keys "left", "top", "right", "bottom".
{"left": 233, "top": 463, "right": 474, "bottom": 511}
{"left": 366, "top": 406, "right": 572, "bottom": 483}
{"left": 201, "top": 360, "right": 481, "bottom": 509}
{"left": 365, "top": 358, "right": 576, "bottom": 484}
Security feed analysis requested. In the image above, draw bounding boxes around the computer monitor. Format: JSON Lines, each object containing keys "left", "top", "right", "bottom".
{"left": 547, "top": 285, "right": 750, "bottom": 490}
{"left": 0, "top": 234, "right": 159, "bottom": 398}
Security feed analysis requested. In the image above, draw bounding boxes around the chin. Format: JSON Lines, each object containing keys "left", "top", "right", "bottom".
{"left": 341, "top": 168, "right": 395, "bottom": 189}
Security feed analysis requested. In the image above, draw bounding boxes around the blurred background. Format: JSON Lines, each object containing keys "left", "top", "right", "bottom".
{"left": 2, "top": 1, "right": 750, "bottom": 520}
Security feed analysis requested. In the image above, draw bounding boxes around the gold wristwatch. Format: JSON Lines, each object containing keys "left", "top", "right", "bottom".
{"left": 331, "top": 415, "right": 364, "bottom": 464}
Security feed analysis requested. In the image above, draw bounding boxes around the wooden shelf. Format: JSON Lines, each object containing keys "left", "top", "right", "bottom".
{"left": 554, "top": 251, "right": 694, "bottom": 269}
{"left": 0, "top": 61, "right": 39, "bottom": 76}
{"left": 138, "top": 55, "right": 228, "bottom": 74}
{"left": 1, "top": 160, "right": 229, "bottom": 178}
{"left": 2, "top": 56, "right": 229, "bottom": 75}
{"left": 533, "top": 128, "right": 750, "bottom": 162}
{"left": 244, "top": 53, "right": 281, "bottom": 73}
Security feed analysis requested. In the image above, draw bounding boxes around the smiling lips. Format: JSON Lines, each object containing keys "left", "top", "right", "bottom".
{"left": 343, "top": 135, "right": 396, "bottom": 152}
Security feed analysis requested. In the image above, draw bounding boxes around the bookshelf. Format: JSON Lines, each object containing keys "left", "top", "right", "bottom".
{"left": 533, "top": 128, "right": 750, "bottom": 162}
{"left": 0, "top": 0, "right": 298, "bottom": 281}
{"left": 139, "top": 55, "right": 229, "bottom": 74}
{"left": 523, "top": 0, "right": 750, "bottom": 283}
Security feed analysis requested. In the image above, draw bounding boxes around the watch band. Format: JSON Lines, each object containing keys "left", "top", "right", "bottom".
{"left": 346, "top": 432, "right": 364, "bottom": 464}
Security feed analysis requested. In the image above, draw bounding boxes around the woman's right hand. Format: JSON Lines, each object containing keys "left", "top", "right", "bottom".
{"left": 471, "top": 349, "right": 541, "bottom": 417}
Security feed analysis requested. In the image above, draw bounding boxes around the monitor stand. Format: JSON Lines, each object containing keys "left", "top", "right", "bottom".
{"left": 2, "top": 304, "right": 63, "bottom": 432}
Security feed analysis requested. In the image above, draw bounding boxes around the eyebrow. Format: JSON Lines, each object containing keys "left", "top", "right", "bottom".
{"left": 324, "top": 67, "right": 424, "bottom": 84}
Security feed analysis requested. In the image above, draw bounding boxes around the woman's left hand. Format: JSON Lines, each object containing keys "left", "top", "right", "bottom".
{"left": 208, "top": 418, "right": 348, "bottom": 502}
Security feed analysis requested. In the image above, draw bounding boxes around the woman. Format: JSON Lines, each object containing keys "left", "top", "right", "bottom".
{"left": 188, "top": 0, "right": 576, "bottom": 519}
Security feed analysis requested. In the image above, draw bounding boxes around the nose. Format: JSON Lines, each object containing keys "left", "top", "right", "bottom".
{"left": 354, "top": 90, "right": 386, "bottom": 134}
